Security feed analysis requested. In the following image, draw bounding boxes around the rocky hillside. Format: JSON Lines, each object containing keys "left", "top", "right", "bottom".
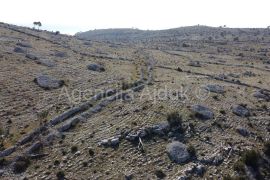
{"left": 0, "top": 22, "right": 270, "bottom": 179}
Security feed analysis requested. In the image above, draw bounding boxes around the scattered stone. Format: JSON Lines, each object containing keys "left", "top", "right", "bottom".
{"left": 100, "top": 139, "right": 110, "bottom": 146}
{"left": 34, "top": 75, "right": 64, "bottom": 90}
{"left": 232, "top": 105, "right": 250, "bottom": 117}
{"left": 27, "top": 142, "right": 43, "bottom": 154}
{"left": 195, "top": 164, "right": 206, "bottom": 176}
{"left": 0, "top": 170, "right": 4, "bottom": 176}
{"left": 191, "top": 105, "right": 214, "bottom": 120}
{"left": 253, "top": 90, "right": 270, "bottom": 101}
{"left": 124, "top": 173, "right": 133, "bottom": 180}
{"left": 243, "top": 71, "right": 256, "bottom": 77}
{"left": 188, "top": 61, "right": 201, "bottom": 67}
{"left": 228, "top": 73, "right": 240, "bottom": 78}
{"left": 151, "top": 121, "right": 170, "bottom": 136}
{"left": 74, "top": 151, "right": 81, "bottom": 156}
{"left": 200, "top": 153, "right": 224, "bottom": 165}
{"left": 14, "top": 46, "right": 26, "bottom": 53}
{"left": 0, "top": 146, "right": 16, "bottom": 157}
{"left": 126, "top": 132, "right": 139, "bottom": 141}
{"left": 166, "top": 142, "right": 190, "bottom": 163}
{"left": 25, "top": 53, "right": 38, "bottom": 60}
{"left": 36, "top": 59, "right": 56, "bottom": 67}
{"left": 87, "top": 64, "right": 105, "bottom": 72}
{"left": 17, "top": 133, "right": 34, "bottom": 145}
{"left": 16, "top": 42, "right": 32, "bottom": 48}
{"left": 217, "top": 74, "right": 228, "bottom": 80}
{"left": 204, "top": 84, "right": 225, "bottom": 94}
{"left": 110, "top": 137, "right": 120, "bottom": 146}
{"left": 180, "top": 163, "right": 206, "bottom": 177}
{"left": 55, "top": 51, "right": 68, "bottom": 58}
{"left": 236, "top": 126, "right": 250, "bottom": 137}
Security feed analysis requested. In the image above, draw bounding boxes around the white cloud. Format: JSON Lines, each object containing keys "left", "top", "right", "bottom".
{"left": 0, "top": 0, "right": 269, "bottom": 34}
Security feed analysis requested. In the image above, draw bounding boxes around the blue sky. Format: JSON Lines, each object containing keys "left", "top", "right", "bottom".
{"left": 1, "top": 0, "right": 270, "bottom": 35}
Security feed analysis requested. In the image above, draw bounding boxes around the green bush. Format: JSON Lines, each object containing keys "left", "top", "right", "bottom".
{"left": 166, "top": 112, "right": 182, "bottom": 129}
{"left": 71, "top": 146, "right": 78, "bottom": 153}
{"left": 187, "top": 145, "right": 196, "bottom": 157}
{"left": 233, "top": 160, "right": 245, "bottom": 173}
{"left": 241, "top": 150, "right": 260, "bottom": 168}
{"left": 154, "top": 169, "right": 166, "bottom": 179}
{"left": 56, "top": 170, "right": 65, "bottom": 180}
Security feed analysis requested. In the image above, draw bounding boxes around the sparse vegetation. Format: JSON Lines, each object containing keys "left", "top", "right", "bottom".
{"left": 241, "top": 149, "right": 260, "bottom": 168}
{"left": 187, "top": 144, "right": 196, "bottom": 157}
{"left": 233, "top": 160, "right": 245, "bottom": 173}
{"left": 56, "top": 170, "right": 65, "bottom": 180}
{"left": 154, "top": 169, "right": 166, "bottom": 179}
{"left": 71, "top": 146, "right": 78, "bottom": 153}
{"left": 12, "top": 156, "right": 31, "bottom": 174}
{"left": 166, "top": 111, "right": 182, "bottom": 129}
{"left": 263, "top": 141, "right": 270, "bottom": 157}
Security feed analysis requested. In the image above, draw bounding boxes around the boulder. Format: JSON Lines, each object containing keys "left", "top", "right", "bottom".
{"left": 167, "top": 142, "right": 190, "bottom": 163}
{"left": 192, "top": 105, "right": 214, "bottom": 120}
{"left": 34, "top": 75, "right": 64, "bottom": 90}
{"left": 204, "top": 84, "right": 225, "bottom": 94}
{"left": 87, "top": 64, "right": 105, "bottom": 72}
{"left": 232, "top": 105, "right": 250, "bottom": 117}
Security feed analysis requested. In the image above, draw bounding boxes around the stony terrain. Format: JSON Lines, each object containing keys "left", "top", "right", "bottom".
{"left": 0, "top": 22, "right": 270, "bottom": 180}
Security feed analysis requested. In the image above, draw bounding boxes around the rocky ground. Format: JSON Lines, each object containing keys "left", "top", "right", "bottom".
{"left": 0, "top": 23, "right": 270, "bottom": 179}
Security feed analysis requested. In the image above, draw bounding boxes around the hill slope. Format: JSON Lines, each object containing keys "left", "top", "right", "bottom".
{"left": 0, "top": 22, "right": 270, "bottom": 179}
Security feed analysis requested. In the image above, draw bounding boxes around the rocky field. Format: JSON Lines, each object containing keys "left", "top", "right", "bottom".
{"left": 0, "top": 23, "right": 270, "bottom": 179}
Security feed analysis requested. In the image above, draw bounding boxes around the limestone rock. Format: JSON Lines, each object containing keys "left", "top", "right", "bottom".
{"left": 166, "top": 142, "right": 190, "bottom": 163}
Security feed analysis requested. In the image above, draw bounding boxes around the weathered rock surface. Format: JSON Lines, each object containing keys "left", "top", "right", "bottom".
{"left": 34, "top": 75, "right": 64, "bottom": 89}
{"left": 55, "top": 51, "right": 68, "bottom": 58}
{"left": 16, "top": 42, "right": 32, "bottom": 48}
{"left": 204, "top": 84, "right": 225, "bottom": 94}
{"left": 232, "top": 105, "right": 250, "bottom": 117}
{"left": 166, "top": 142, "right": 190, "bottom": 163}
{"left": 13, "top": 46, "right": 26, "bottom": 53}
{"left": 188, "top": 61, "right": 201, "bottom": 67}
{"left": 253, "top": 89, "right": 270, "bottom": 101}
{"left": 191, "top": 105, "right": 214, "bottom": 120}
{"left": 36, "top": 59, "right": 56, "bottom": 67}
{"left": 25, "top": 53, "right": 38, "bottom": 60}
{"left": 0, "top": 146, "right": 16, "bottom": 157}
{"left": 87, "top": 64, "right": 105, "bottom": 72}
{"left": 236, "top": 126, "right": 250, "bottom": 137}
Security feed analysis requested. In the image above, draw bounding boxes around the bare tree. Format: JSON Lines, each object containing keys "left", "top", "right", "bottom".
{"left": 33, "top": 21, "right": 42, "bottom": 30}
